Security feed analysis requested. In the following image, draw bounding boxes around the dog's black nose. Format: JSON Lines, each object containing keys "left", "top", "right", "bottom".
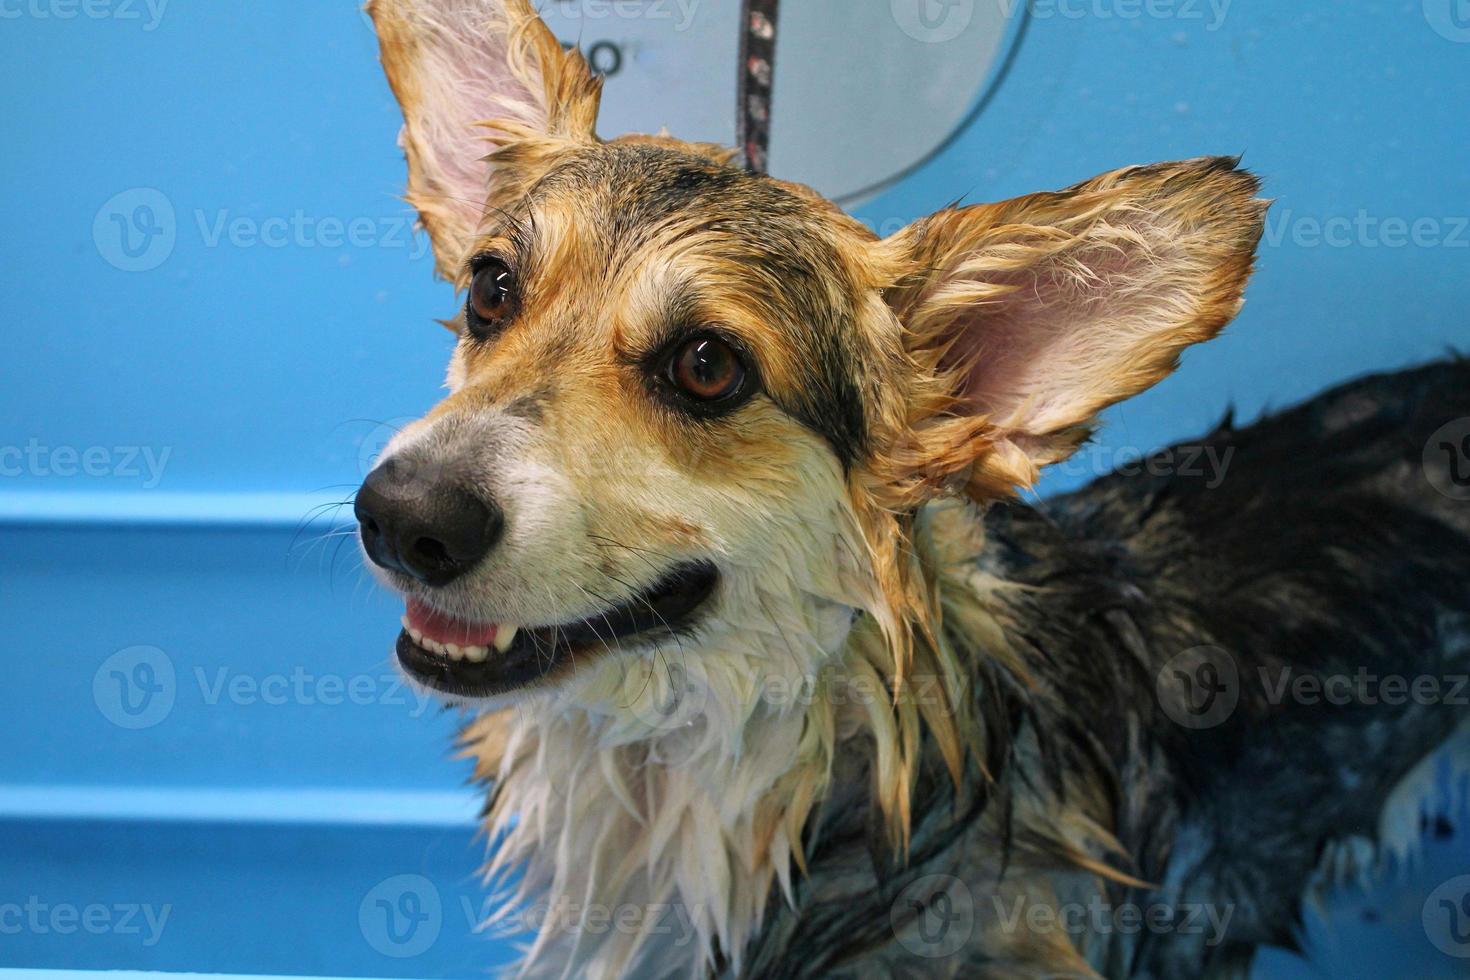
{"left": 355, "top": 458, "right": 504, "bottom": 587}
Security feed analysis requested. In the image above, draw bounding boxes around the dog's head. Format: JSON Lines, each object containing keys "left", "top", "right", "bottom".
{"left": 358, "top": 0, "right": 1266, "bottom": 723}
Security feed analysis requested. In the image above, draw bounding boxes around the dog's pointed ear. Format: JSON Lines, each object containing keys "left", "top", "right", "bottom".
{"left": 872, "top": 157, "right": 1268, "bottom": 503}
{"left": 368, "top": 0, "right": 602, "bottom": 279}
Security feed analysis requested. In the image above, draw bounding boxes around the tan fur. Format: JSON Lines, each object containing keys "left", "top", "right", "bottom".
{"left": 365, "top": 4, "right": 1266, "bottom": 975}
{"left": 368, "top": 0, "right": 602, "bottom": 278}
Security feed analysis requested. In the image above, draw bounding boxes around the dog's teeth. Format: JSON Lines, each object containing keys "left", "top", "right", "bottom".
{"left": 494, "top": 624, "right": 518, "bottom": 653}
{"left": 401, "top": 615, "right": 411, "bottom": 630}
{"left": 406, "top": 620, "right": 498, "bottom": 663}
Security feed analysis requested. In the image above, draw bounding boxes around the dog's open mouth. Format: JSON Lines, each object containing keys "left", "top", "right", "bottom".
{"left": 394, "top": 561, "right": 719, "bottom": 698}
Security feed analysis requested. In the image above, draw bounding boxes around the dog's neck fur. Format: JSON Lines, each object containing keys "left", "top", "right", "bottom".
{"left": 462, "top": 500, "right": 1069, "bottom": 979}
{"left": 464, "top": 502, "right": 1076, "bottom": 975}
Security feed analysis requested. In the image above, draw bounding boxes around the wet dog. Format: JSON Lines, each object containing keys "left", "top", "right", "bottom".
{"left": 356, "top": 2, "right": 1470, "bottom": 974}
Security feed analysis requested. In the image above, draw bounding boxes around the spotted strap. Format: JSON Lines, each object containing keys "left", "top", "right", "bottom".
{"left": 737, "top": 0, "right": 781, "bottom": 174}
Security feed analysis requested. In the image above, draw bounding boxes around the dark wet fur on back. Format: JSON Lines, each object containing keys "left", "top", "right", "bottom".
{"left": 739, "top": 358, "right": 1470, "bottom": 978}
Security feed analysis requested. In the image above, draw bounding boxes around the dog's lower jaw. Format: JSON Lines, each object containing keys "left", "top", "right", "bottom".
{"left": 468, "top": 591, "right": 864, "bottom": 979}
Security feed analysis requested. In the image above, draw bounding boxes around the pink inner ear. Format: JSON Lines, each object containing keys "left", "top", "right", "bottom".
{"left": 429, "top": 58, "right": 534, "bottom": 183}
{"left": 945, "top": 236, "right": 1183, "bottom": 439}
{"left": 378, "top": 0, "right": 555, "bottom": 250}
{"left": 953, "top": 273, "right": 1066, "bottom": 420}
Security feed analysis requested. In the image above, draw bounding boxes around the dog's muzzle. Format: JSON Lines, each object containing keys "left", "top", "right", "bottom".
{"left": 354, "top": 446, "right": 721, "bottom": 700}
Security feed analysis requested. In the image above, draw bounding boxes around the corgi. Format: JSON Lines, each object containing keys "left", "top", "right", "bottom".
{"left": 355, "top": 2, "right": 1470, "bottom": 975}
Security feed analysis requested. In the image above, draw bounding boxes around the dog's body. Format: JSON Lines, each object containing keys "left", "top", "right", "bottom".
{"left": 353, "top": 3, "right": 1470, "bottom": 976}
{"left": 739, "top": 359, "right": 1470, "bottom": 978}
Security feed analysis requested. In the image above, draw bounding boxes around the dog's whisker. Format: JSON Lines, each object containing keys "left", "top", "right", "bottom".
{"left": 591, "top": 571, "right": 694, "bottom": 718}
{"left": 569, "top": 583, "right": 628, "bottom": 669}
{"left": 288, "top": 499, "right": 354, "bottom": 550}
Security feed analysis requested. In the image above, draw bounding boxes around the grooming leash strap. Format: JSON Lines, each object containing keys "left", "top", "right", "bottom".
{"left": 737, "top": 0, "right": 781, "bottom": 174}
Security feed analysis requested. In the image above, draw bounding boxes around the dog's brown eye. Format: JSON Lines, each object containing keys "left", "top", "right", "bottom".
{"left": 668, "top": 336, "right": 746, "bottom": 402}
{"left": 468, "top": 258, "right": 514, "bottom": 333}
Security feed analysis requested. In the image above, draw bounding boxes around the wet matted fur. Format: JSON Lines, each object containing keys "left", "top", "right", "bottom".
{"left": 359, "top": 2, "right": 1470, "bottom": 976}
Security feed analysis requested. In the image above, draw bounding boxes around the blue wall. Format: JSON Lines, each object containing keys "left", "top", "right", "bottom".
{"left": 2, "top": 2, "right": 1467, "bottom": 977}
